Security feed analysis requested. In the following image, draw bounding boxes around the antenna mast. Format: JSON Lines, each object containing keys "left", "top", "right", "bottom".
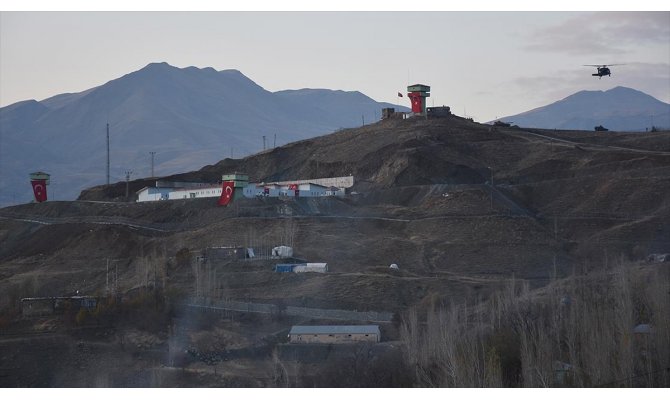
{"left": 125, "top": 170, "right": 133, "bottom": 201}
{"left": 149, "top": 151, "right": 156, "bottom": 178}
{"left": 106, "top": 123, "right": 110, "bottom": 185}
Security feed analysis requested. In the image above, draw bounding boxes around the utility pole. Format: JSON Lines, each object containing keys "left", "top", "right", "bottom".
{"left": 274, "top": 133, "right": 276, "bottom": 148}
{"left": 125, "top": 170, "right": 133, "bottom": 201}
{"left": 362, "top": 115, "right": 365, "bottom": 126}
{"left": 149, "top": 151, "right": 156, "bottom": 178}
{"left": 263, "top": 135, "right": 266, "bottom": 151}
{"left": 489, "top": 167, "right": 494, "bottom": 211}
{"left": 106, "top": 123, "right": 110, "bottom": 186}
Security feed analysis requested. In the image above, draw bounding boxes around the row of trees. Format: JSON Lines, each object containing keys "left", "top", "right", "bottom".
{"left": 400, "top": 261, "right": 670, "bottom": 387}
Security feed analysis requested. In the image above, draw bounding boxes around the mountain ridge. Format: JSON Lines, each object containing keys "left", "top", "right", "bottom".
{"left": 0, "top": 62, "right": 408, "bottom": 206}
{"left": 497, "top": 86, "right": 670, "bottom": 131}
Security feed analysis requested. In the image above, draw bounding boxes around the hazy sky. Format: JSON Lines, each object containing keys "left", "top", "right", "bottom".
{"left": 1, "top": 5, "right": 668, "bottom": 122}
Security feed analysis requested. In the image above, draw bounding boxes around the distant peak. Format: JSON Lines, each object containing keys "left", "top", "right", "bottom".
{"left": 607, "top": 86, "right": 641, "bottom": 94}
{"left": 219, "top": 68, "right": 243, "bottom": 75}
{"left": 143, "top": 61, "right": 172, "bottom": 69}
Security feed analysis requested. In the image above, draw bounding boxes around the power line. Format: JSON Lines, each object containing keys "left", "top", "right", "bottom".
{"left": 596, "top": 366, "right": 670, "bottom": 387}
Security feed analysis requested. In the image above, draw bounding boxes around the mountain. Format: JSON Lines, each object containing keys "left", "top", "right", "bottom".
{"left": 0, "top": 62, "right": 408, "bottom": 206}
{"left": 496, "top": 86, "right": 670, "bottom": 131}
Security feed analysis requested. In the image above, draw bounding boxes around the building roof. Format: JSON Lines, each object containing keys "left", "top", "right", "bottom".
{"left": 289, "top": 325, "right": 380, "bottom": 335}
{"left": 171, "top": 185, "right": 222, "bottom": 193}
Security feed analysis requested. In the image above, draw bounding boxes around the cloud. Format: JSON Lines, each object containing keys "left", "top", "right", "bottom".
{"left": 525, "top": 12, "right": 670, "bottom": 55}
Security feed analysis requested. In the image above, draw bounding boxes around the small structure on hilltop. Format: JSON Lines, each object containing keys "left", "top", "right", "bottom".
{"left": 594, "top": 125, "right": 609, "bottom": 132}
{"left": 288, "top": 325, "right": 381, "bottom": 344}
{"left": 493, "top": 120, "right": 512, "bottom": 127}
{"left": 382, "top": 107, "right": 396, "bottom": 119}
{"left": 381, "top": 107, "right": 407, "bottom": 120}
{"left": 427, "top": 106, "right": 451, "bottom": 118}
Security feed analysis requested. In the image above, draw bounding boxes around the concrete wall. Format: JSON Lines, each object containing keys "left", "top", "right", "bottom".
{"left": 183, "top": 298, "right": 394, "bottom": 323}
{"left": 290, "top": 332, "right": 379, "bottom": 344}
{"left": 21, "top": 299, "right": 54, "bottom": 317}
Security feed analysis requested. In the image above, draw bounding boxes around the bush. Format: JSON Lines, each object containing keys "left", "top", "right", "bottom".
{"left": 400, "top": 262, "right": 670, "bottom": 387}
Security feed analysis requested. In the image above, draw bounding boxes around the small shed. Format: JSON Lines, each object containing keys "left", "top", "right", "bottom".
{"left": 204, "top": 246, "right": 246, "bottom": 261}
{"left": 427, "top": 106, "right": 451, "bottom": 118}
{"left": 274, "top": 264, "right": 297, "bottom": 273}
{"left": 293, "top": 263, "right": 328, "bottom": 273}
{"left": 21, "top": 297, "right": 54, "bottom": 317}
{"left": 288, "top": 325, "right": 380, "bottom": 344}
{"left": 272, "top": 246, "right": 294, "bottom": 258}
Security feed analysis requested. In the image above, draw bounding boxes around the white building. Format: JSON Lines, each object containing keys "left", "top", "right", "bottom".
{"left": 137, "top": 186, "right": 174, "bottom": 202}
{"left": 243, "top": 182, "right": 344, "bottom": 198}
{"left": 293, "top": 263, "right": 328, "bottom": 273}
{"left": 137, "top": 175, "right": 350, "bottom": 203}
{"left": 168, "top": 185, "right": 222, "bottom": 200}
{"left": 137, "top": 184, "right": 222, "bottom": 202}
{"left": 288, "top": 325, "right": 380, "bottom": 344}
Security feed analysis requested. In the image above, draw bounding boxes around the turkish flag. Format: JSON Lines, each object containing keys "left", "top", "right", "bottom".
{"left": 31, "top": 179, "right": 48, "bottom": 202}
{"left": 218, "top": 181, "right": 234, "bottom": 206}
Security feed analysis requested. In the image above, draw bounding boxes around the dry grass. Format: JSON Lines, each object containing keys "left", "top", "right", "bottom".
{"left": 400, "top": 261, "right": 670, "bottom": 387}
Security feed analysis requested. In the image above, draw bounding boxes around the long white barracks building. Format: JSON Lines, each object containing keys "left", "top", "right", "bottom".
{"left": 136, "top": 175, "right": 352, "bottom": 203}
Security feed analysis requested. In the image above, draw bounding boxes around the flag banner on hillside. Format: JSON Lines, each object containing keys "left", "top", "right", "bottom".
{"left": 397, "top": 92, "right": 403, "bottom": 97}
{"left": 218, "top": 181, "right": 234, "bottom": 206}
{"left": 30, "top": 179, "right": 47, "bottom": 202}
{"left": 288, "top": 183, "right": 299, "bottom": 197}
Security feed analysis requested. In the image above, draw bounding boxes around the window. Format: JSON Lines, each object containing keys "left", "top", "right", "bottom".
{"left": 190, "top": 193, "right": 196, "bottom": 198}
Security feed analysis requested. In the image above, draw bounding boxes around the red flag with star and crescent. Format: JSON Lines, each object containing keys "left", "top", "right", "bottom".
{"left": 31, "top": 179, "right": 48, "bottom": 202}
{"left": 217, "top": 181, "right": 234, "bottom": 206}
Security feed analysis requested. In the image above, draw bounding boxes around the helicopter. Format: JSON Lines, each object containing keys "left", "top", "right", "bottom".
{"left": 584, "top": 64, "right": 625, "bottom": 79}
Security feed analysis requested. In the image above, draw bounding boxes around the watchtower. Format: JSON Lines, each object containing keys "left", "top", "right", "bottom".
{"left": 407, "top": 84, "right": 430, "bottom": 115}
{"left": 29, "top": 171, "right": 50, "bottom": 202}
{"left": 221, "top": 173, "right": 249, "bottom": 201}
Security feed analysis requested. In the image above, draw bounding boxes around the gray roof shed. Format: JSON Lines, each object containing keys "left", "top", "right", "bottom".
{"left": 289, "top": 325, "right": 380, "bottom": 335}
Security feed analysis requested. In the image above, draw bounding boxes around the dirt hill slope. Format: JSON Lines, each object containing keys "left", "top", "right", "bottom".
{"left": 2, "top": 116, "right": 670, "bottom": 312}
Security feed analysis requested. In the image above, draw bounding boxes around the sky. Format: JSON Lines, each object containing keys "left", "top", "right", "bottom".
{"left": 1, "top": 2, "right": 669, "bottom": 122}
